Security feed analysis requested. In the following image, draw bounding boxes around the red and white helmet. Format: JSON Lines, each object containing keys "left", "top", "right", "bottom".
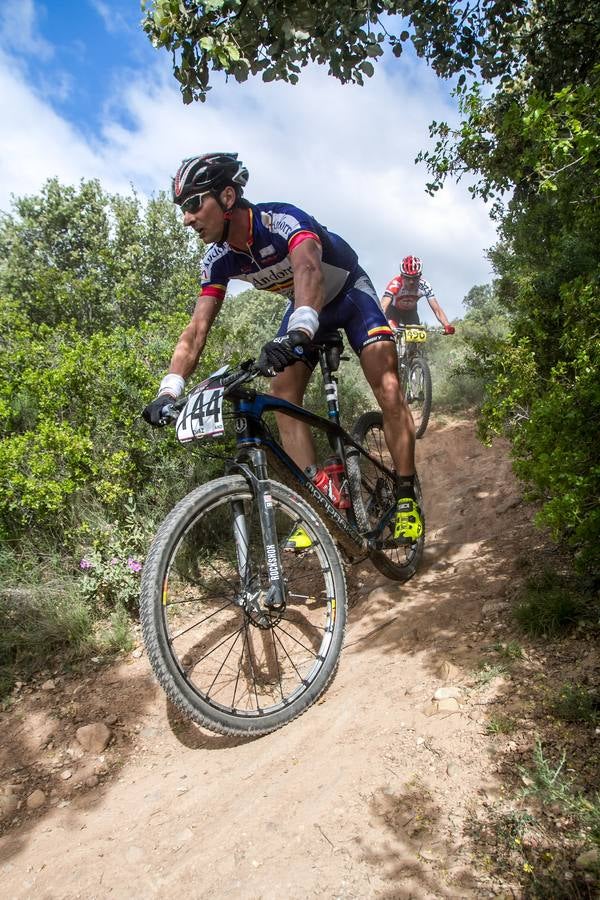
{"left": 400, "top": 255, "right": 423, "bottom": 277}
{"left": 171, "top": 153, "right": 249, "bottom": 205}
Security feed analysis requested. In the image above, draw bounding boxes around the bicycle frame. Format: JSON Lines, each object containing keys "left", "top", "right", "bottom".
{"left": 223, "top": 355, "right": 397, "bottom": 568}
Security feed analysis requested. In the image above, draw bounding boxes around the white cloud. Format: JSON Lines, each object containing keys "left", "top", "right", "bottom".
{"left": 0, "top": 41, "right": 497, "bottom": 320}
{"left": 0, "top": 51, "right": 132, "bottom": 205}
{"left": 89, "top": 0, "right": 133, "bottom": 35}
{"left": 0, "top": 0, "right": 53, "bottom": 60}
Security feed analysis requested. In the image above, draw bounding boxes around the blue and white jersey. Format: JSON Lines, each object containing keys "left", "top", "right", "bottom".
{"left": 200, "top": 202, "right": 359, "bottom": 305}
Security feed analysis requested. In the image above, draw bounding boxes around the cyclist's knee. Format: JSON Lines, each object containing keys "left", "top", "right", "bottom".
{"left": 270, "top": 366, "right": 309, "bottom": 405}
{"left": 371, "top": 371, "right": 403, "bottom": 412}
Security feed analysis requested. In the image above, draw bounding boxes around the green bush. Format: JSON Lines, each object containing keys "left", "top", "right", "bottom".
{"left": 425, "top": 283, "right": 511, "bottom": 412}
{"left": 476, "top": 277, "right": 600, "bottom": 576}
{"left": 0, "top": 316, "right": 197, "bottom": 536}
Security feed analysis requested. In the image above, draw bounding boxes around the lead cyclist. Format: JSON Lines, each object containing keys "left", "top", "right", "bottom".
{"left": 142, "top": 153, "right": 423, "bottom": 548}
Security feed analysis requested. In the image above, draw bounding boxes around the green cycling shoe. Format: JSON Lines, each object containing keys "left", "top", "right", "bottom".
{"left": 284, "top": 525, "right": 313, "bottom": 552}
{"left": 394, "top": 497, "right": 423, "bottom": 543}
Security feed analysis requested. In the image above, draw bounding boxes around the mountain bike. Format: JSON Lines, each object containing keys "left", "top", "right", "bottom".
{"left": 140, "top": 333, "right": 424, "bottom": 737}
{"left": 393, "top": 324, "right": 433, "bottom": 439}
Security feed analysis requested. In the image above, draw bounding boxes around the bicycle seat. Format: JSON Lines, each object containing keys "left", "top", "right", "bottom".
{"left": 315, "top": 331, "right": 344, "bottom": 372}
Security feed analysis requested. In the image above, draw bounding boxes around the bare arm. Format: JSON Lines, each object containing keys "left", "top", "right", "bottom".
{"left": 380, "top": 292, "right": 393, "bottom": 316}
{"left": 168, "top": 294, "right": 223, "bottom": 378}
{"left": 427, "top": 295, "right": 451, "bottom": 328}
{"left": 289, "top": 238, "right": 325, "bottom": 314}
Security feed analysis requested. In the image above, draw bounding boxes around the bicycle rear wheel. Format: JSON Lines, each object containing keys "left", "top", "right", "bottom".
{"left": 140, "top": 475, "right": 347, "bottom": 736}
{"left": 405, "top": 357, "right": 432, "bottom": 438}
{"left": 348, "top": 411, "right": 424, "bottom": 581}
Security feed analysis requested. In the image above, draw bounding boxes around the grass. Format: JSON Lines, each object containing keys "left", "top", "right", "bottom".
{"left": 0, "top": 585, "right": 93, "bottom": 684}
{"left": 0, "top": 552, "right": 136, "bottom": 698}
{"left": 492, "top": 640, "right": 524, "bottom": 660}
{"left": 521, "top": 741, "right": 600, "bottom": 846}
{"left": 95, "top": 605, "right": 136, "bottom": 654}
{"left": 553, "top": 683, "right": 599, "bottom": 725}
{"left": 486, "top": 714, "right": 517, "bottom": 735}
{"left": 468, "top": 742, "right": 600, "bottom": 897}
{"left": 475, "top": 662, "right": 508, "bottom": 685}
{"left": 513, "top": 570, "right": 590, "bottom": 638}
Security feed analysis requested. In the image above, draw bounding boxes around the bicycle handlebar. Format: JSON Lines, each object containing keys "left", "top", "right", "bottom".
{"left": 157, "top": 336, "right": 345, "bottom": 425}
{"left": 391, "top": 324, "right": 445, "bottom": 334}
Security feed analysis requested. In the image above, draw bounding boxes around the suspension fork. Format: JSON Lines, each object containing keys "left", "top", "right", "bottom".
{"left": 228, "top": 447, "right": 286, "bottom": 610}
{"left": 231, "top": 500, "right": 251, "bottom": 586}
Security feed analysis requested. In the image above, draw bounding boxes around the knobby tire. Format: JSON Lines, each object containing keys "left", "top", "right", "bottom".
{"left": 140, "top": 475, "right": 347, "bottom": 737}
{"left": 407, "top": 357, "right": 432, "bottom": 439}
{"left": 347, "top": 411, "right": 424, "bottom": 582}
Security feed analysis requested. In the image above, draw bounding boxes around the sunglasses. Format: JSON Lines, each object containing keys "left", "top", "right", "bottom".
{"left": 179, "top": 192, "right": 210, "bottom": 214}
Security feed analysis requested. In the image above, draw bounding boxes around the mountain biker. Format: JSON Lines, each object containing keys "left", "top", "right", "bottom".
{"left": 142, "top": 153, "right": 423, "bottom": 549}
{"left": 381, "top": 256, "right": 456, "bottom": 333}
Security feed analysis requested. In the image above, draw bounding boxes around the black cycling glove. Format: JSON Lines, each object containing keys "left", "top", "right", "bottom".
{"left": 142, "top": 394, "right": 175, "bottom": 427}
{"left": 256, "top": 330, "right": 312, "bottom": 376}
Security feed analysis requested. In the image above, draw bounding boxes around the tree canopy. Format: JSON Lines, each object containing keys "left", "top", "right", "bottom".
{"left": 0, "top": 178, "right": 203, "bottom": 333}
{"left": 142, "top": 0, "right": 541, "bottom": 102}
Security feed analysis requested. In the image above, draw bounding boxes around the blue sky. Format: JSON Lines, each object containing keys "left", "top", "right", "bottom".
{"left": 0, "top": 0, "right": 497, "bottom": 321}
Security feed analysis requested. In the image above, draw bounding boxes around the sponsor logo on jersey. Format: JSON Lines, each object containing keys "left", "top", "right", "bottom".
{"left": 238, "top": 259, "right": 294, "bottom": 291}
{"left": 270, "top": 213, "right": 302, "bottom": 239}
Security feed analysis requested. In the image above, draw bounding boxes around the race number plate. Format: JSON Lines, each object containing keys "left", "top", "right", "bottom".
{"left": 405, "top": 326, "right": 427, "bottom": 343}
{"left": 176, "top": 387, "right": 224, "bottom": 443}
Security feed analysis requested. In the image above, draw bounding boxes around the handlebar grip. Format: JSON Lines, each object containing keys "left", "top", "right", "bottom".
{"left": 158, "top": 402, "right": 176, "bottom": 426}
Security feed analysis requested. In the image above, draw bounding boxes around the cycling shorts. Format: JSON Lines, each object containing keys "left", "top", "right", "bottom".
{"left": 387, "top": 305, "right": 421, "bottom": 326}
{"left": 276, "top": 267, "right": 394, "bottom": 369}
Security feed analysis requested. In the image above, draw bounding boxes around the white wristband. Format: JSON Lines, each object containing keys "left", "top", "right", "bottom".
{"left": 158, "top": 373, "right": 185, "bottom": 399}
{"left": 288, "top": 306, "right": 319, "bottom": 339}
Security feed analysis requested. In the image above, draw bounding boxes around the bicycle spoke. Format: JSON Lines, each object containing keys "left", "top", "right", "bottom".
{"left": 157, "top": 486, "right": 338, "bottom": 721}
{"left": 269, "top": 627, "right": 285, "bottom": 702}
{"left": 168, "top": 599, "right": 236, "bottom": 641}
{"left": 272, "top": 620, "right": 322, "bottom": 657}
{"left": 206, "top": 627, "right": 244, "bottom": 698}
{"left": 272, "top": 628, "right": 311, "bottom": 683}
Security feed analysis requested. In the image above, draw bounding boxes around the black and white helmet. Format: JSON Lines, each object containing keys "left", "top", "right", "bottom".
{"left": 171, "top": 153, "right": 249, "bottom": 204}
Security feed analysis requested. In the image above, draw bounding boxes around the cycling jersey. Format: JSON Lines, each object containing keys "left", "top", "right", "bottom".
{"left": 199, "top": 201, "right": 394, "bottom": 361}
{"left": 200, "top": 202, "right": 359, "bottom": 304}
{"left": 383, "top": 274, "right": 435, "bottom": 311}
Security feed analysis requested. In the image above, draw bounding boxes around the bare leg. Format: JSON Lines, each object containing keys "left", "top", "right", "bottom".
{"left": 270, "top": 362, "right": 315, "bottom": 472}
{"left": 359, "top": 341, "right": 415, "bottom": 476}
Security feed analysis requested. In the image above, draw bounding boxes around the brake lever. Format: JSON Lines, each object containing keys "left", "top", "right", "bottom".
{"left": 158, "top": 395, "right": 187, "bottom": 426}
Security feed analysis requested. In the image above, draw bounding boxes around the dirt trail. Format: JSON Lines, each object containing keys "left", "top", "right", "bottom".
{"left": 0, "top": 417, "right": 537, "bottom": 898}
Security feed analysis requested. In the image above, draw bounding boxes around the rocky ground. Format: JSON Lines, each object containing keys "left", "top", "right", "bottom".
{"left": 1, "top": 416, "right": 598, "bottom": 898}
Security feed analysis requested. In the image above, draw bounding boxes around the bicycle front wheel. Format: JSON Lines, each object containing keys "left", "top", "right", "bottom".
{"left": 140, "top": 475, "right": 347, "bottom": 736}
{"left": 406, "top": 357, "right": 432, "bottom": 438}
{"left": 348, "top": 411, "right": 424, "bottom": 582}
